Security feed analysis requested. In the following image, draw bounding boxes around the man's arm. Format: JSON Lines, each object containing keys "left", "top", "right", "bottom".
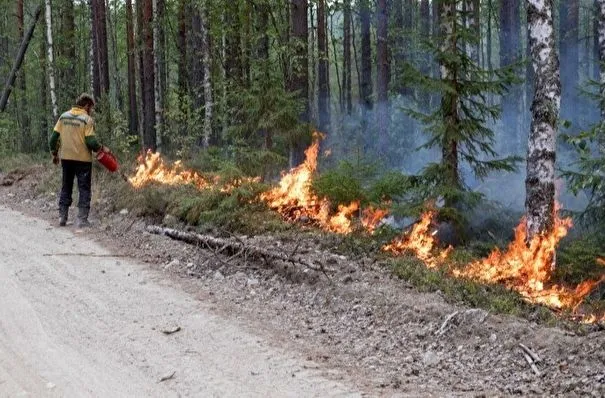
{"left": 49, "top": 131, "right": 60, "bottom": 154}
{"left": 84, "top": 135, "right": 102, "bottom": 152}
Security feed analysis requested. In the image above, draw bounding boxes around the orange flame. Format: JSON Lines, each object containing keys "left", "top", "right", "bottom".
{"left": 452, "top": 214, "right": 605, "bottom": 310}
{"left": 129, "top": 151, "right": 212, "bottom": 189}
{"left": 129, "top": 151, "right": 259, "bottom": 192}
{"left": 260, "top": 133, "right": 379, "bottom": 234}
{"left": 362, "top": 206, "right": 389, "bottom": 234}
{"left": 382, "top": 210, "right": 451, "bottom": 268}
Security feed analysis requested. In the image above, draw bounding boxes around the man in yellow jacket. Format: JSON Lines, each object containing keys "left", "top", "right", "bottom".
{"left": 48, "top": 93, "right": 110, "bottom": 227}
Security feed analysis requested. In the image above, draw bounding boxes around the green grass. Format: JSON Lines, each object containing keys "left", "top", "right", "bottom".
{"left": 389, "top": 254, "right": 561, "bottom": 325}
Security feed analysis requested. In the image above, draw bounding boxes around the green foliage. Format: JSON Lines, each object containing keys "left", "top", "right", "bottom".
{"left": 312, "top": 159, "right": 413, "bottom": 206}
{"left": 556, "top": 235, "right": 605, "bottom": 289}
{"left": 93, "top": 96, "right": 137, "bottom": 156}
{"left": 0, "top": 116, "right": 19, "bottom": 157}
{"left": 390, "top": 255, "right": 558, "bottom": 323}
{"left": 402, "top": 1, "right": 521, "bottom": 225}
{"left": 562, "top": 126, "right": 605, "bottom": 225}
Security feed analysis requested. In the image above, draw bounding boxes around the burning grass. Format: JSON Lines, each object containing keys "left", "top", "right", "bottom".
{"left": 382, "top": 208, "right": 605, "bottom": 324}
{"left": 121, "top": 143, "right": 605, "bottom": 325}
{"left": 259, "top": 133, "right": 387, "bottom": 234}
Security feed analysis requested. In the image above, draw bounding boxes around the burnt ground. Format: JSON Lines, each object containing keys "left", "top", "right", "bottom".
{"left": 1, "top": 165, "right": 604, "bottom": 397}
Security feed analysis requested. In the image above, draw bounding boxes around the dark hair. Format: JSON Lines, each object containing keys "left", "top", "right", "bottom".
{"left": 76, "top": 93, "right": 95, "bottom": 108}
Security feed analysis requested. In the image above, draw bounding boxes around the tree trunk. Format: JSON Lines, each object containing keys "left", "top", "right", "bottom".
{"left": 467, "top": 0, "right": 480, "bottom": 64}
{"left": 598, "top": 0, "right": 605, "bottom": 150}
{"left": 440, "top": 0, "right": 461, "bottom": 203}
{"left": 39, "top": 27, "right": 48, "bottom": 150}
{"left": 141, "top": 0, "right": 156, "bottom": 151}
{"left": 486, "top": 0, "right": 493, "bottom": 71}
{"left": 126, "top": 0, "right": 138, "bottom": 135}
{"left": 317, "top": 0, "right": 330, "bottom": 133}
{"left": 0, "top": 4, "right": 43, "bottom": 113}
{"left": 359, "top": 0, "right": 372, "bottom": 114}
{"left": 189, "top": 10, "right": 204, "bottom": 110}
{"left": 288, "top": 0, "right": 309, "bottom": 168}
{"left": 152, "top": 0, "right": 165, "bottom": 150}
{"left": 500, "top": 0, "right": 522, "bottom": 153}
{"left": 200, "top": 0, "right": 212, "bottom": 148}
{"left": 596, "top": 0, "right": 605, "bottom": 119}
{"left": 90, "top": 0, "right": 100, "bottom": 99}
{"left": 559, "top": 0, "right": 579, "bottom": 126}
{"left": 595, "top": 0, "right": 601, "bottom": 82}
{"left": 525, "top": 0, "right": 560, "bottom": 241}
{"left": 17, "top": 0, "right": 30, "bottom": 151}
{"left": 376, "top": 0, "right": 389, "bottom": 156}
{"left": 91, "top": 0, "right": 110, "bottom": 97}
{"left": 106, "top": 0, "right": 124, "bottom": 111}
{"left": 177, "top": 0, "right": 188, "bottom": 97}
{"left": 342, "top": 0, "right": 352, "bottom": 115}
{"left": 419, "top": 0, "right": 431, "bottom": 106}
{"left": 58, "top": 0, "right": 76, "bottom": 108}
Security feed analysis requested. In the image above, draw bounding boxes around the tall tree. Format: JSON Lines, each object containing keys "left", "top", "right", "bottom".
{"left": 125, "top": 0, "right": 138, "bottom": 135}
{"left": 525, "top": 0, "right": 561, "bottom": 240}
{"left": 153, "top": 0, "right": 165, "bottom": 149}
{"left": 140, "top": 0, "right": 156, "bottom": 150}
{"left": 376, "top": 0, "right": 389, "bottom": 154}
{"left": 499, "top": 0, "right": 522, "bottom": 153}
{"left": 341, "top": 0, "right": 352, "bottom": 115}
{"left": 200, "top": 0, "right": 212, "bottom": 148}
{"left": 91, "top": 0, "right": 109, "bottom": 97}
{"left": 359, "top": 0, "right": 372, "bottom": 113}
{"left": 317, "top": 0, "right": 330, "bottom": 133}
{"left": 45, "top": 0, "right": 58, "bottom": 119}
{"left": 17, "top": 0, "right": 30, "bottom": 151}
{"left": 176, "top": 0, "right": 187, "bottom": 97}
{"left": 559, "top": 0, "right": 579, "bottom": 126}
{"left": 288, "top": 0, "right": 309, "bottom": 167}
{"left": 57, "top": 0, "right": 76, "bottom": 108}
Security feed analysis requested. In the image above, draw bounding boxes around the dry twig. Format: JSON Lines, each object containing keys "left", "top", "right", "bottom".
{"left": 146, "top": 225, "right": 334, "bottom": 278}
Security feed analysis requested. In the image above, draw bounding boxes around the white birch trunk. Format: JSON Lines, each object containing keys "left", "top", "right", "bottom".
{"left": 201, "top": 1, "right": 213, "bottom": 148}
{"left": 45, "top": 0, "right": 58, "bottom": 119}
{"left": 152, "top": 0, "right": 162, "bottom": 151}
{"left": 525, "top": 0, "right": 560, "bottom": 240}
{"left": 598, "top": 0, "right": 605, "bottom": 120}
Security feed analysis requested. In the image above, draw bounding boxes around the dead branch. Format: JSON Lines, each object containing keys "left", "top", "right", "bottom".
{"left": 522, "top": 351, "right": 541, "bottom": 376}
{"left": 146, "top": 225, "right": 334, "bottom": 277}
{"left": 436, "top": 311, "right": 460, "bottom": 336}
{"left": 519, "top": 343, "right": 541, "bottom": 364}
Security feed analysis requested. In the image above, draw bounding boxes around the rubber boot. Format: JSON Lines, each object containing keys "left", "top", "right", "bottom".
{"left": 59, "top": 206, "right": 69, "bottom": 226}
{"left": 76, "top": 207, "right": 91, "bottom": 228}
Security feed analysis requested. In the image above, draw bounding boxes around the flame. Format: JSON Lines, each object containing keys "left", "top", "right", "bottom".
{"left": 260, "top": 132, "right": 375, "bottom": 234}
{"left": 361, "top": 206, "right": 389, "bottom": 234}
{"left": 129, "top": 151, "right": 259, "bottom": 192}
{"left": 382, "top": 210, "right": 451, "bottom": 268}
{"left": 129, "top": 151, "right": 212, "bottom": 189}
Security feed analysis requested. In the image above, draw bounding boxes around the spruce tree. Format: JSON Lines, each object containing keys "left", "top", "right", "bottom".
{"left": 404, "top": 0, "right": 520, "bottom": 225}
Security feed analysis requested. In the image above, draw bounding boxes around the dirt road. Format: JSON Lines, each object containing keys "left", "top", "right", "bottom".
{"left": 0, "top": 205, "right": 360, "bottom": 397}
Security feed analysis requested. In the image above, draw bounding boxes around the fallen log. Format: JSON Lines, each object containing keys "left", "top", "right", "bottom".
{"left": 146, "top": 225, "right": 334, "bottom": 277}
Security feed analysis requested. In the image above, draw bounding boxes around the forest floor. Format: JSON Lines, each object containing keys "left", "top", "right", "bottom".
{"left": 1, "top": 163, "right": 604, "bottom": 397}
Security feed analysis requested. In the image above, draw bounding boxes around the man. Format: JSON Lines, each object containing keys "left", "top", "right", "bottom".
{"left": 48, "top": 93, "right": 109, "bottom": 227}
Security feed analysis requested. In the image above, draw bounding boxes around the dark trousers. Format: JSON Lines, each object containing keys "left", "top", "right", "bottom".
{"left": 59, "top": 160, "right": 92, "bottom": 210}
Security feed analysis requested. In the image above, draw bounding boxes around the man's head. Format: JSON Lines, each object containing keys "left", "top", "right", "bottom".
{"left": 75, "top": 93, "right": 95, "bottom": 114}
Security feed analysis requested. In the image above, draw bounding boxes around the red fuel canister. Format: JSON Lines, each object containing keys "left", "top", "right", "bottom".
{"left": 96, "top": 150, "right": 119, "bottom": 172}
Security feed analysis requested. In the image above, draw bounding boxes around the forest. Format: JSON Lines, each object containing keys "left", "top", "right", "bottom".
{"left": 1, "top": 0, "right": 604, "bottom": 324}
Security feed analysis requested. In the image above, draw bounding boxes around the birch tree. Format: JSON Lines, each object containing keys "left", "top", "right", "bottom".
{"left": 598, "top": 0, "right": 605, "bottom": 123}
{"left": 45, "top": 0, "right": 58, "bottom": 119}
{"left": 200, "top": 0, "right": 212, "bottom": 148}
{"left": 525, "top": 0, "right": 561, "bottom": 240}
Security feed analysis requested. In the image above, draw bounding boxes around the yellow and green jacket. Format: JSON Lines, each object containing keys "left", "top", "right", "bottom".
{"left": 49, "top": 106, "right": 101, "bottom": 162}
